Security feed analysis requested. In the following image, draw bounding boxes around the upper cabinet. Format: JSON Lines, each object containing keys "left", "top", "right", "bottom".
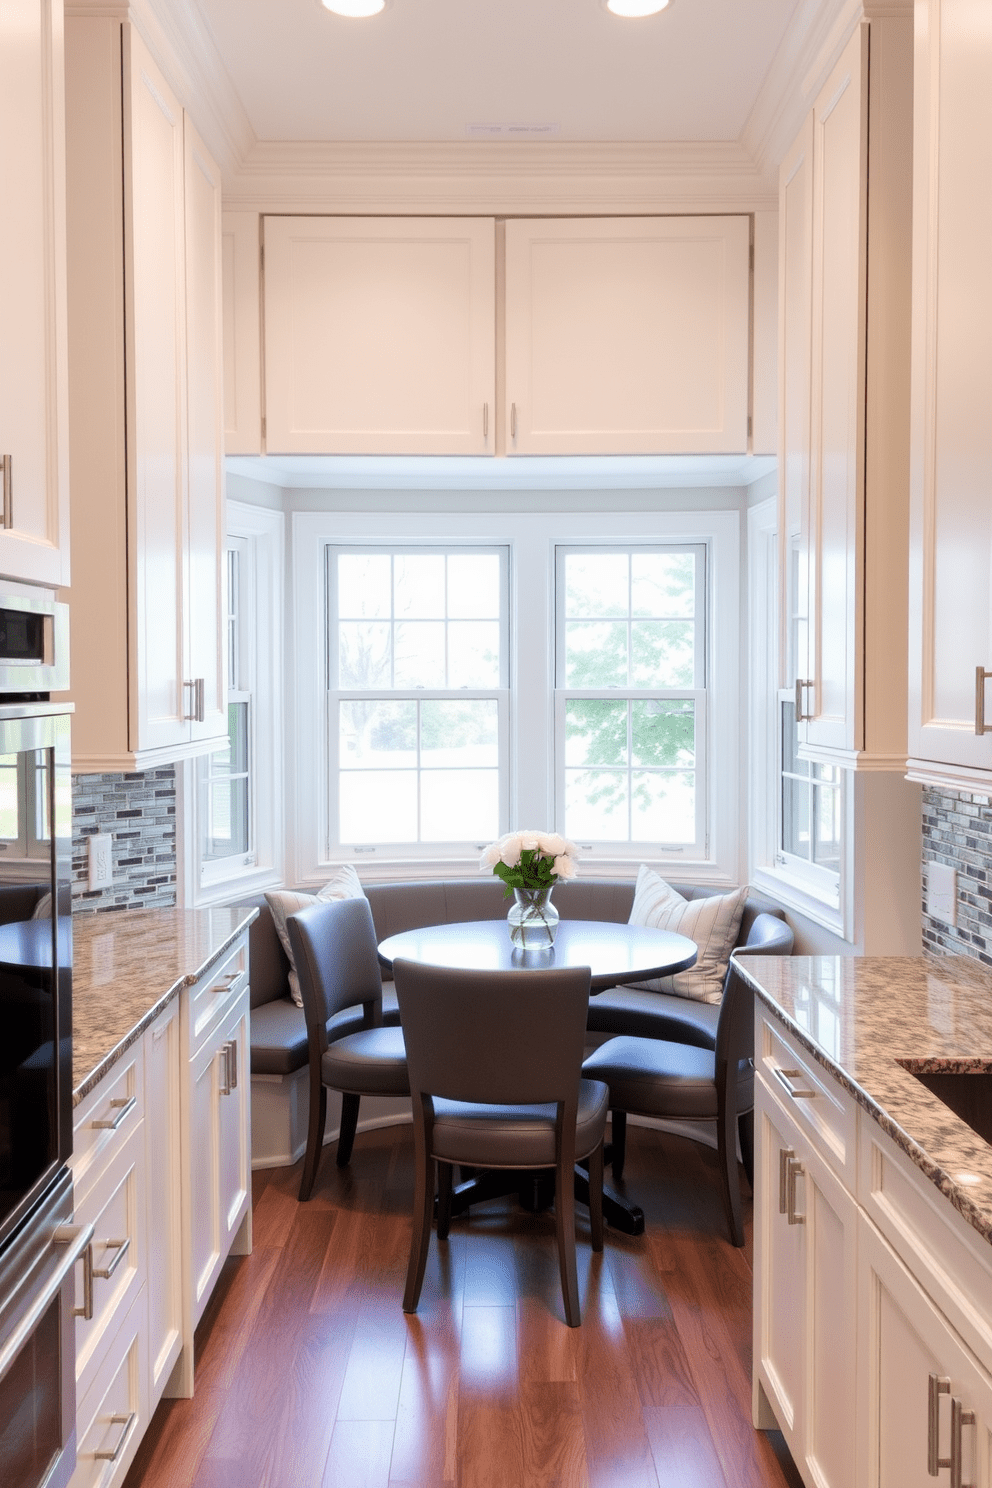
{"left": 0, "top": 0, "right": 70, "bottom": 587}
{"left": 65, "top": 18, "right": 227, "bottom": 771}
{"left": 781, "top": 18, "right": 913, "bottom": 767}
{"left": 907, "top": 0, "right": 992, "bottom": 787}
{"left": 263, "top": 216, "right": 496, "bottom": 455}
{"left": 504, "top": 216, "right": 750, "bottom": 456}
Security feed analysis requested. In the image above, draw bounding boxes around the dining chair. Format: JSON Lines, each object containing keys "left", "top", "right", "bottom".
{"left": 392, "top": 958, "right": 608, "bottom": 1327}
{"left": 582, "top": 952, "right": 756, "bottom": 1247}
{"left": 287, "top": 897, "right": 409, "bottom": 1202}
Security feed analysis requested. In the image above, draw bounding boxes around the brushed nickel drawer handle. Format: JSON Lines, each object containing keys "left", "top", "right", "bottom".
{"left": 774, "top": 1067, "right": 818, "bottom": 1100}
{"left": 975, "top": 667, "right": 992, "bottom": 736}
{"left": 786, "top": 1155, "right": 805, "bottom": 1225}
{"left": 73, "top": 1240, "right": 95, "bottom": 1319}
{"left": 0, "top": 454, "right": 11, "bottom": 529}
{"left": 950, "top": 1394, "right": 975, "bottom": 1488}
{"left": 92, "top": 1095, "right": 136, "bottom": 1132}
{"left": 778, "top": 1147, "right": 794, "bottom": 1216}
{"left": 483, "top": 402, "right": 489, "bottom": 439}
{"left": 94, "top": 1412, "right": 136, "bottom": 1462}
{"left": 928, "top": 1373, "right": 951, "bottom": 1475}
{"left": 211, "top": 971, "right": 241, "bottom": 993}
{"left": 510, "top": 402, "right": 517, "bottom": 439}
{"left": 92, "top": 1236, "right": 130, "bottom": 1281}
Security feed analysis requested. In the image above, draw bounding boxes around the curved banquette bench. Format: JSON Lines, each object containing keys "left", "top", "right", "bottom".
{"left": 243, "top": 878, "right": 793, "bottom": 1168}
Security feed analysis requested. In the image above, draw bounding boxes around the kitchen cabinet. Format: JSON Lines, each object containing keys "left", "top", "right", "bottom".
{"left": 503, "top": 216, "right": 750, "bottom": 456}
{"left": 64, "top": 17, "right": 227, "bottom": 772}
{"left": 263, "top": 216, "right": 496, "bottom": 455}
{"left": 222, "top": 211, "right": 263, "bottom": 456}
{"left": 143, "top": 999, "right": 183, "bottom": 1410}
{"left": 781, "top": 17, "right": 913, "bottom": 767}
{"left": 752, "top": 1018, "right": 858, "bottom": 1488}
{"left": 907, "top": 0, "right": 992, "bottom": 789}
{"left": 0, "top": 0, "right": 71, "bottom": 588}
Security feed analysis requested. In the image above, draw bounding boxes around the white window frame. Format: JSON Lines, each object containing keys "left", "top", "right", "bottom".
{"left": 553, "top": 543, "right": 708, "bottom": 858}
{"left": 748, "top": 494, "right": 848, "bottom": 934}
{"left": 326, "top": 543, "right": 510, "bottom": 853}
{"left": 292, "top": 507, "right": 740, "bottom": 888}
{"left": 178, "top": 500, "right": 285, "bottom": 906}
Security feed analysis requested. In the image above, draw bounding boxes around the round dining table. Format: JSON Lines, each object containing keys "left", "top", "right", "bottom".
{"left": 378, "top": 917, "right": 699, "bottom": 1237}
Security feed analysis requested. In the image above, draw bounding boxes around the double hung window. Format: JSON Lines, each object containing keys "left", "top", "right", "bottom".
{"left": 555, "top": 546, "right": 706, "bottom": 853}
{"left": 201, "top": 542, "right": 253, "bottom": 874}
{"left": 327, "top": 547, "right": 509, "bottom": 848}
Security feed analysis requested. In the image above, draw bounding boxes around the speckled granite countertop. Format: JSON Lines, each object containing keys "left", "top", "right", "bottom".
{"left": 736, "top": 953, "right": 992, "bottom": 1249}
{"left": 72, "top": 907, "right": 257, "bottom": 1105}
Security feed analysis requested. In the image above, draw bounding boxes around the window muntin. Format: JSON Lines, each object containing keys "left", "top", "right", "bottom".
{"left": 328, "top": 546, "right": 508, "bottom": 850}
{"left": 555, "top": 546, "right": 706, "bottom": 849}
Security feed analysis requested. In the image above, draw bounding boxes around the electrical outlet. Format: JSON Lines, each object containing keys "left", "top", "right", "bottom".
{"left": 927, "top": 862, "right": 957, "bottom": 927}
{"left": 88, "top": 833, "right": 113, "bottom": 892}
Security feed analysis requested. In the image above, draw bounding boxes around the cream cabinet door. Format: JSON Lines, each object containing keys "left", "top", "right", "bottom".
{"left": 0, "top": 0, "right": 70, "bottom": 587}
{"left": 754, "top": 1077, "right": 859, "bottom": 1488}
{"left": 125, "top": 29, "right": 188, "bottom": 755}
{"left": 858, "top": 1216, "right": 992, "bottom": 1488}
{"left": 264, "top": 216, "right": 495, "bottom": 455}
{"left": 796, "top": 26, "right": 868, "bottom": 755}
{"left": 183, "top": 116, "right": 227, "bottom": 747}
{"left": 908, "top": 0, "right": 992, "bottom": 779}
{"left": 144, "top": 1001, "right": 183, "bottom": 1410}
{"left": 504, "top": 216, "right": 750, "bottom": 455}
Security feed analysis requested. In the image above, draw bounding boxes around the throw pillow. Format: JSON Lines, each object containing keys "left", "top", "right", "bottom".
{"left": 627, "top": 864, "right": 748, "bottom": 1004}
{"left": 265, "top": 865, "right": 367, "bottom": 1008}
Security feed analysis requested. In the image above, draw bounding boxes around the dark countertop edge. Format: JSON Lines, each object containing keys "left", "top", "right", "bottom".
{"left": 72, "top": 909, "right": 258, "bottom": 1106}
{"left": 735, "top": 954, "right": 992, "bottom": 1251}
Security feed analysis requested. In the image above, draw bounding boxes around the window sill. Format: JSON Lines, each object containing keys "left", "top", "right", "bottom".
{"left": 751, "top": 863, "right": 846, "bottom": 939}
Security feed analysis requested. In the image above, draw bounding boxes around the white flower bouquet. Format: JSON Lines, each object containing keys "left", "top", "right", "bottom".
{"left": 480, "top": 830, "right": 580, "bottom": 898}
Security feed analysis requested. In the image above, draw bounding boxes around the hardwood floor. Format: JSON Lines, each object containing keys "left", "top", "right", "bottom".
{"left": 124, "top": 1124, "right": 803, "bottom": 1488}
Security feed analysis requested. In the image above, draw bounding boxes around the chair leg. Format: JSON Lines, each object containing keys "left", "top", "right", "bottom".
{"left": 555, "top": 1160, "right": 581, "bottom": 1328}
{"left": 738, "top": 1109, "right": 755, "bottom": 1192}
{"left": 336, "top": 1092, "right": 361, "bottom": 1167}
{"left": 610, "top": 1109, "right": 627, "bottom": 1181}
{"left": 717, "top": 1100, "right": 745, "bottom": 1248}
{"left": 587, "top": 1139, "right": 605, "bottom": 1253}
{"left": 403, "top": 1138, "right": 435, "bottom": 1315}
{"left": 298, "top": 1080, "right": 327, "bottom": 1202}
{"left": 436, "top": 1160, "right": 453, "bottom": 1240}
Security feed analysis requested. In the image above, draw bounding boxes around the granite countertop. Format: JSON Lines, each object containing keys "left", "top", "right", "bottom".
{"left": 72, "top": 906, "right": 257, "bottom": 1105}
{"left": 736, "top": 953, "right": 992, "bottom": 1249}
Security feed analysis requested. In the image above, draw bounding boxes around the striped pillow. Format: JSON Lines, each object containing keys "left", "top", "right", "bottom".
{"left": 265, "top": 865, "right": 367, "bottom": 1008}
{"left": 627, "top": 865, "right": 747, "bottom": 1004}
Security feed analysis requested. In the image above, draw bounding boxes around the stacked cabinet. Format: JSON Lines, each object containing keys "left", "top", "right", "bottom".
{"left": 779, "top": 17, "right": 913, "bottom": 767}
{"left": 0, "top": 0, "right": 70, "bottom": 587}
{"left": 64, "top": 17, "right": 227, "bottom": 771}
{"left": 907, "top": 0, "right": 992, "bottom": 787}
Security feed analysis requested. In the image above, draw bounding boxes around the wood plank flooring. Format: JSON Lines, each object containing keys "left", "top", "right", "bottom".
{"left": 124, "top": 1124, "right": 803, "bottom": 1488}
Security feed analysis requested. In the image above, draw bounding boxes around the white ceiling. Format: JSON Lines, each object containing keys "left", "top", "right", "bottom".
{"left": 196, "top": 0, "right": 801, "bottom": 145}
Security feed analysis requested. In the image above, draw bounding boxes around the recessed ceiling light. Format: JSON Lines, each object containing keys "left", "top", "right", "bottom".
{"left": 605, "top": 0, "right": 671, "bottom": 16}
{"left": 320, "top": 0, "right": 386, "bottom": 16}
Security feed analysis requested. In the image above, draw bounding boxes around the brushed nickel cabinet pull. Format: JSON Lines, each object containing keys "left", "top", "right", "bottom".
{"left": 94, "top": 1412, "right": 136, "bottom": 1462}
{"left": 483, "top": 402, "right": 489, "bottom": 439}
{"left": 950, "top": 1395, "right": 975, "bottom": 1488}
{"left": 778, "top": 1147, "right": 793, "bottom": 1216}
{"left": 794, "top": 677, "right": 814, "bottom": 723}
{"left": 510, "top": 402, "right": 517, "bottom": 439}
{"left": 183, "top": 680, "right": 196, "bottom": 721}
{"left": 975, "top": 667, "right": 992, "bottom": 735}
{"left": 928, "top": 1372, "right": 951, "bottom": 1475}
{"left": 92, "top": 1236, "right": 130, "bottom": 1281}
{"left": 73, "top": 1240, "right": 95, "bottom": 1320}
{"left": 774, "top": 1067, "right": 818, "bottom": 1100}
{"left": 0, "top": 454, "right": 10, "bottom": 528}
{"left": 92, "top": 1094, "right": 136, "bottom": 1131}
{"left": 228, "top": 1035, "right": 238, "bottom": 1090}
{"left": 786, "top": 1155, "right": 805, "bottom": 1225}
{"left": 219, "top": 1040, "right": 236, "bottom": 1096}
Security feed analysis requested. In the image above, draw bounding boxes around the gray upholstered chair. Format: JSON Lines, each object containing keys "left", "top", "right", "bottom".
{"left": 582, "top": 950, "right": 758, "bottom": 1248}
{"left": 392, "top": 958, "right": 609, "bottom": 1328}
{"left": 287, "top": 898, "right": 409, "bottom": 1202}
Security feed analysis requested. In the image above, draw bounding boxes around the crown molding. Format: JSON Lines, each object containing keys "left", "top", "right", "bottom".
{"left": 223, "top": 139, "right": 776, "bottom": 215}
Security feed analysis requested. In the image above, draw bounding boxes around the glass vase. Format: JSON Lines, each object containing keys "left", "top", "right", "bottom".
{"left": 507, "top": 885, "right": 559, "bottom": 949}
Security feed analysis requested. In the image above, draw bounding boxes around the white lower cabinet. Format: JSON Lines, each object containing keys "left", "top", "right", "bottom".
{"left": 69, "top": 929, "right": 252, "bottom": 1482}
{"left": 755, "top": 1008, "right": 992, "bottom": 1488}
{"left": 753, "top": 1075, "right": 858, "bottom": 1488}
{"left": 858, "top": 1218, "right": 992, "bottom": 1488}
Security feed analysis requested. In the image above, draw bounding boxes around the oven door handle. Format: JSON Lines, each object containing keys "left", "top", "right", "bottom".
{"left": 0, "top": 1222, "right": 94, "bottom": 1386}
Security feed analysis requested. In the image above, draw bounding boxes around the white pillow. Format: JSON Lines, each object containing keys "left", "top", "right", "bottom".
{"left": 265, "top": 865, "right": 367, "bottom": 1008}
{"left": 627, "top": 864, "right": 748, "bottom": 1004}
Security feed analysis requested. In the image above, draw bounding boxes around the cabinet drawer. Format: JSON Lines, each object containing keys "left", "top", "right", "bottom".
{"left": 757, "top": 1009, "right": 858, "bottom": 1190}
{"left": 187, "top": 936, "right": 248, "bottom": 1057}
{"left": 860, "top": 1116, "right": 992, "bottom": 1372}
{"left": 70, "top": 1286, "right": 149, "bottom": 1488}
{"left": 73, "top": 1118, "right": 146, "bottom": 1406}
{"left": 72, "top": 1050, "right": 144, "bottom": 1197}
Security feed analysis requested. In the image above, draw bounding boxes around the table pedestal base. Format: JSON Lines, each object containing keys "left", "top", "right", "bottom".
{"left": 443, "top": 1156, "right": 645, "bottom": 1238}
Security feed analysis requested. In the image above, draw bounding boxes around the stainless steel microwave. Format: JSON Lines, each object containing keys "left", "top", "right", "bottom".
{"left": 0, "top": 595, "right": 68, "bottom": 696}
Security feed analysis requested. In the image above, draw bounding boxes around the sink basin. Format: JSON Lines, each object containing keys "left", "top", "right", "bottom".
{"left": 899, "top": 1066, "right": 992, "bottom": 1146}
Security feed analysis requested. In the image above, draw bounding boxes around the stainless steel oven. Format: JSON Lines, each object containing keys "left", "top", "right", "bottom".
{"left": 0, "top": 594, "right": 78, "bottom": 1488}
